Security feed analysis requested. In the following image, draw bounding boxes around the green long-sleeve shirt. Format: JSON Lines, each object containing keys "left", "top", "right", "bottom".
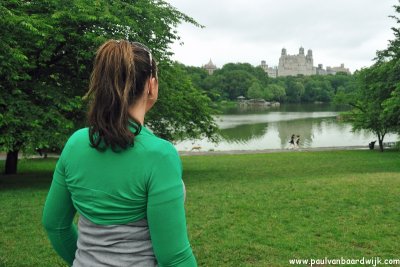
{"left": 42, "top": 125, "right": 197, "bottom": 266}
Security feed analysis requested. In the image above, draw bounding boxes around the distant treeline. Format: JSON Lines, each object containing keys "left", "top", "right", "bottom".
{"left": 182, "top": 63, "right": 356, "bottom": 103}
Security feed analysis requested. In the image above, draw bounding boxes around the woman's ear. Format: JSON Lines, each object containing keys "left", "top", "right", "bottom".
{"left": 145, "top": 77, "right": 158, "bottom": 112}
{"left": 148, "top": 77, "right": 158, "bottom": 100}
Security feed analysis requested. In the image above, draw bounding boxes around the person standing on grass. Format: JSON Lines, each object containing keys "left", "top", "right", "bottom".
{"left": 295, "top": 135, "right": 300, "bottom": 149}
{"left": 289, "top": 134, "right": 295, "bottom": 149}
{"left": 42, "top": 40, "right": 197, "bottom": 267}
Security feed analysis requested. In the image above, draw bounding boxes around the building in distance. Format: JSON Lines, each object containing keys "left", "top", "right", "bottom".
{"left": 327, "top": 64, "right": 351, "bottom": 75}
{"left": 262, "top": 47, "right": 351, "bottom": 78}
{"left": 203, "top": 59, "right": 217, "bottom": 75}
{"left": 260, "top": 60, "right": 278, "bottom": 78}
{"left": 278, "top": 47, "right": 315, "bottom": 76}
{"left": 203, "top": 48, "right": 351, "bottom": 77}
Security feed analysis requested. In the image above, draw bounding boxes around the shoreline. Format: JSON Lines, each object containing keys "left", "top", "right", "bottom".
{"left": 0, "top": 146, "right": 379, "bottom": 160}
{"left": 178, "top": 146, "right": 369, "bottom": 156}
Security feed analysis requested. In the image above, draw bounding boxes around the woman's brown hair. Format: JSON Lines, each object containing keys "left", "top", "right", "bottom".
{"left": 85, "top": 40, "right": 157, "bottom": 151}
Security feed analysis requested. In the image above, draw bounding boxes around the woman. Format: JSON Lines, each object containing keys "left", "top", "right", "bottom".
{"left": 42, "top": 40, "right": 197, "bottom": 267}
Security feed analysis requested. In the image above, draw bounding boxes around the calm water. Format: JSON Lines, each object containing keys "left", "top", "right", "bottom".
{"left": 175, "top": 103, "right": 399, "bottom": 151}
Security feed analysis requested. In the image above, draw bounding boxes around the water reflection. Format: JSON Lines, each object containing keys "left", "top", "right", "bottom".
{"left": 175, "top": 104, "right": 398, "bottom": 151}
{"left": 220, "top": 117, "right": 338, "bottom": 148}
{"left": 217, "top": 111, "right": 338, "bottom": 129}
{"left": 220, "top": 122, "right": 268, "bottom": 143}
{"left": 222, "top": 103, "right": 350, "bottom": 115}
{"left": 275, "top": 118, "right": 320, "bottom": 148}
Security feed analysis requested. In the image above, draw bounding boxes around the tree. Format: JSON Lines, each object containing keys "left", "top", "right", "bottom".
{"left": 147, "top": 62, "right": 218, "bottom": 142}
{"left": 247, "top": 80, "right": 264, "bottom": 99}
{"left": 336, "top": 1, "right": 400, "bottom": 151}
{"left": 202, "top": 73, "right": 225, "bottom": 101}
{"left": 0, "top": 1, "right": 83, "bottom": 174}
{"left": 199, "top": 63, "right": 270, "bottom": 101}
{"left": 377, "top": 1, "right": 400, "bottom": 139}
{"left": 219, "top": 70, "right": 254, "bottom": 100}
{"left": 328, "top": 72, "right": 352, "bottom": 94}
{"left": 183, "top": 64, "right": 223, "bottom": 101}
{"left": 382, "top": 82, "right": 400, "bottom": 132}
{"left": 0, "top": 0, "right": 215, "bottom": 174}
{"left": 285, "top": 78, "right": 305, "bottom": 103}
{"left": 182, "top": 65, "right": 209, "bottom": 90}
{"left": 182, "top": 63, "right": 356, "bottom": 104}
{"left": 265, "top": 84, "right": 286, "bottom": 102}
{"left": 342, "top": 62, "right": 398, "bottom": 151}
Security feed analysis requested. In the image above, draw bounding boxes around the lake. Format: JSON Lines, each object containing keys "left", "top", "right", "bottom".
{"left": 175, "top": 103, "right": 399, "bottom": 151}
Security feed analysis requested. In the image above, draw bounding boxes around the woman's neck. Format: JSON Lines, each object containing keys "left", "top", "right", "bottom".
{"left": 128, "top": 101, "right": 146, "bottom": 125}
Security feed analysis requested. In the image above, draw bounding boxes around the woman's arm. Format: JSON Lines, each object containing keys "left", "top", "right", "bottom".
{"left": 42, "top": 158, "right": 78, "bottom": 266}
{"left": 147, "top": 146, "right": 197, "bottom": 267}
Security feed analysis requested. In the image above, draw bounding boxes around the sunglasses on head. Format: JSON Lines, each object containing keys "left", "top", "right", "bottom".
{"left": 115, "top": 40, "right": 156, "bottom": 78}
{"left": 130, "top": 41, "right": 154, "bottom": 77}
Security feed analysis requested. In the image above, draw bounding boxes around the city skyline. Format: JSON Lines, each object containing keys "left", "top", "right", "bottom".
{"left": 205, "top": 47, "right": 351, "bottom": 73}
{"left": 166, "top": 0, "right": 398, "bottom": 72}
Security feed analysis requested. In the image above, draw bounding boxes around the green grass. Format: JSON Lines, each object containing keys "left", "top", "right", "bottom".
{"left": 1, "top": 150, "right": 400, "bottom": 266}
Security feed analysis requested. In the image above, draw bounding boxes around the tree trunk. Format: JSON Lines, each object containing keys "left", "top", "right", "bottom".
{"left": 5, "top": 150, "right": 19, "bottom": 175}
{"left": 378, "top": 140, "right": 384, "bottom": 152}
{"left": 377, "top": 132, "right": 385, "bottom": 152}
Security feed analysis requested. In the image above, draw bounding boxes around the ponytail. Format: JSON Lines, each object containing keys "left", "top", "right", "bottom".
{"left": 85, "top": 39, "right": 154, "bottom": 151}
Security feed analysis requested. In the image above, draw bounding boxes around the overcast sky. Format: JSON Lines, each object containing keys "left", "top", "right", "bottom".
{"left": 165, "top": 0, "right": 398, "bottom": 72}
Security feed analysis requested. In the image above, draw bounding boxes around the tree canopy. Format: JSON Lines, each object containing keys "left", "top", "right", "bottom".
{"left": 335, "top": 1, "right": 400, "bottom": 151}
{"left": 184, "top": 63, "right": 355, "bottom": 103}
{"left": 0, "top": 0, "right": 217, "bottom": 174}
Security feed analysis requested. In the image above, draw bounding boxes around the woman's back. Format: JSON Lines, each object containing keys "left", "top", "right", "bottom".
{"left": 74, "top": 216, "right": 155, "bottom": 266}
{"left": 43, "top": 39, "right": 196, "bottom": 267}
{"left": 44, "top": 125, "right": 195, "bottom": 266}
{"left": 61, "top": 126, "right": 179, "bottom": 225}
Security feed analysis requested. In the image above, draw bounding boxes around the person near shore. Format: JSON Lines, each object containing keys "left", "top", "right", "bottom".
{"left": 289, "top": 134, "right": 295, "bottom": 149}
{"left": 42, "top": 40, "right": 197, "bottom": 266}
{"left": 295, "top": 135, "right": 300, "bottom": 149}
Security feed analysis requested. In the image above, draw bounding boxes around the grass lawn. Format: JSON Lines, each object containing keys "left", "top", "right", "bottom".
{"left": 1, "top": 150, "right": 399, "bottom": 266}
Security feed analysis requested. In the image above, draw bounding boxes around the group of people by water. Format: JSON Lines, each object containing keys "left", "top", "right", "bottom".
{"left": 289, "top": 134, "right": 301, "bottom": 149}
